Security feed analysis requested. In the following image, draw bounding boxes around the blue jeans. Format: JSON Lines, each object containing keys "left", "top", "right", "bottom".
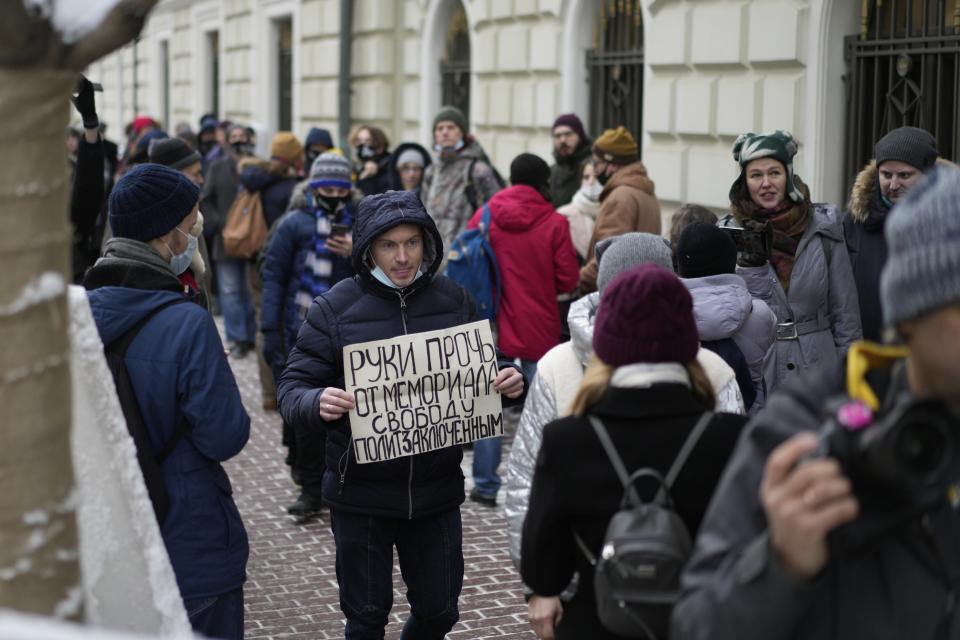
{"left": 472, "top": 360, "right": 537, "bottom": 498}
{"left": 184, "top": 586, "right": 244, "bottom": 640}
{"left": 216, "top": 257, "right": 255, "bottom": 344}
{"left": 330, "top": 508, "right": 463, "bottom": 639}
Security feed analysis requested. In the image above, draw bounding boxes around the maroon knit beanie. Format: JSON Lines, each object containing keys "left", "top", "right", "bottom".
{"left": 552, "top": 113, "right": 587, "bottom": 141}
{"left": 593, "top": 264, "right": 700, "bottom": 366}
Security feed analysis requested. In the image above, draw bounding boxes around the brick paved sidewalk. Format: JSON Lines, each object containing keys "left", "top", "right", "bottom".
{"left": 224, "top": 349, "right": 536, "bottom": 639}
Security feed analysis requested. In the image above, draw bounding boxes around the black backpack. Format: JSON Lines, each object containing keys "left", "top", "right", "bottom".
{"left": 574, "top": 412, "right": 713, "bottom": 639}
{"left": 104, "top": 298, "right": 194, "bottom": 525}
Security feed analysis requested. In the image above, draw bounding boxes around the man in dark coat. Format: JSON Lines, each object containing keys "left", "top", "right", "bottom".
{"left": 69, "top": 77, "right": 105, "bottom": 283}
{"left": 84, "top": 163, "right": 250, "bottom": 639}
{"left": 548, "top": 113, "right": 592, "bottom": 208}
{"left": 673, "top": 166, "right": 960, "bottom": 640}
{"left": 843, "top": 126, "right": 940, "bottom": 342}
{"left": 277, "top": 190, "right": 527, "bottom": 638}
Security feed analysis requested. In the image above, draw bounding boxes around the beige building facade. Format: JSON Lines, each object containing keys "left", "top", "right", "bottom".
{"left": 90, "top": 0, "right": 951, "bottom": 223}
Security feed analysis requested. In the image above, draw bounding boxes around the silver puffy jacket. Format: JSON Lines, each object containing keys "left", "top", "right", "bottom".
{"left": 504, "top": 293, "right": 744, "bottom": 572}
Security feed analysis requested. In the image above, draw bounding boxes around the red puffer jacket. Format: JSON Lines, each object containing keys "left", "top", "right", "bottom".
{"left": 468, "top": 184, "right": 580, "bottom": 361}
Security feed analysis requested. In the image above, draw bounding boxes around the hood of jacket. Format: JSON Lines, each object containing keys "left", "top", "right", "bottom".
{"left": 239, "top": 162, "right": 282, "bottom": 193}
{"left": 350, "top": 190, "right": 444, "bottom": 289}
{"left": 599, "top": 161, "right": 656, "bottom": 202}
{"left": 390, "top": 142, "right": 432, "bottom": 172}
{"left": 487, "top": 184, "right": 556, "bottom": 232}
{"left": 683, "top": 273, "right": 752, "bottom": 341}
{"left": 568, "top": 292, "right": 598, "bottom": 368}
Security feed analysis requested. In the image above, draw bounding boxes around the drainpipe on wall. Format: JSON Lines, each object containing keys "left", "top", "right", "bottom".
{"left": 338, "top": 0, "right": 354, "bottom": 149}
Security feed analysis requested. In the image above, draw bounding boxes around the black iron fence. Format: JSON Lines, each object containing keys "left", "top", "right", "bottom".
{"left": 587, "top": 0, "right": 644, "bottom": 147}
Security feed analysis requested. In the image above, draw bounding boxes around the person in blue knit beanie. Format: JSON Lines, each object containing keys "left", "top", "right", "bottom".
{"left": 83, "top": 162, "right": 251, "bottom": 640}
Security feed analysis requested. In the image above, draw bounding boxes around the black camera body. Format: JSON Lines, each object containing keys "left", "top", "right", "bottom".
{"left": 719, "top": 226, "right": 772, "bottom": 258}
{"left": 811, "top": 396, "right": 960, "bottom": 549}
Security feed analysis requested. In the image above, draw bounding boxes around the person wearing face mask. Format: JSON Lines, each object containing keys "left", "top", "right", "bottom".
{"left": 556, "top": 160, "right": 602, "bottom": 263}
{"left": 83, "top": 163, "right": 250, "bottom": 640}
{"left": 390, "top": 142, "right": 432, "bottom": 199}
{"left": 277, "top": 190, "right": 528, "bottom": 638}
{"left": 723, "top": 130, "right": 861, "bottom": 393}
{"left": 548, "top": 113, "right": 593, "bottom": 208}
{"left": 303, "top": 126, "right": 334, "bottom": 169}
{"left": 464, "top": 152, "right": 580, "bottom": 508}
{"left": 351, "top": 125, "right": 394, "bottom": 196}
{"left": 578, "top": 126, "right": 661, "bottom": 294}
{"left": 261, "top": 152, "right": 357, "bottom": 517}
{"left": 201, "top": 124, "right": 258, "bottom": 356}
{"left": 422, "top": 106, "right": 505, "bottom": 257}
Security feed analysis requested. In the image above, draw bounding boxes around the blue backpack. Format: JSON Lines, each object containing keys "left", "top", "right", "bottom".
{"left": 445, "top": 205, "right": 502, "bottom": 321}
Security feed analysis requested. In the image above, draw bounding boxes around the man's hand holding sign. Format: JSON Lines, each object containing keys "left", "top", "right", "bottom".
{"left": 332, "top": 320, "right": 522, "bottom": 463}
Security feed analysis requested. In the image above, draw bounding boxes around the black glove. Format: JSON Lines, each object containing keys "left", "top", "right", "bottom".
{"left": 72, "top": 76, "right": 99, "bottom": 130}
{"left": 737, "top": 219, "right": 773, "bottom": 267}
{"left": 262, "top": 330, "right": 284, "bottom": 371}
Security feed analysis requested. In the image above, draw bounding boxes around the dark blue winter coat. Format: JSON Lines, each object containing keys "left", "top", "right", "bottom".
{"left": 85, "top": 253, "right": 250, "bottom": 600}
{"left": 277, "top": 190, "right": 525, "bottom": 519}
{"left": 239, "top": 165, "right": 299, "bottom": 229}
{"left": 260, "top": 200, "right": 355, "bottom": 354}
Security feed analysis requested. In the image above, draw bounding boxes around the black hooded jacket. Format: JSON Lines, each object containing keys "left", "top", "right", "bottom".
{"left": 277, "top": 190, "right": 524, "bottom": 518}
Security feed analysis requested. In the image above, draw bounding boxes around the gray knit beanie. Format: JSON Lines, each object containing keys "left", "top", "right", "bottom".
{"left": 875, "top": 126, "right": 938, "bottom": 172}
{"left": 596, "top": 232, "right": 674, "bottom": 295}
{"left": 308, "top": 152, "right": 353, "bottom": 190}
{"left": 433, "top": 105, "right": 468, "bottom": 135}
{"left": 881, "top": 165, "right": 960, "bottom": 327}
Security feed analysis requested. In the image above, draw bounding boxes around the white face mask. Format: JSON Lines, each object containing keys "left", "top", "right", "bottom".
{"left": 581, "top": 181, "right": 603, "bottom": 202}
{"left": 164, "top": 227, "right": 198, "bottom": 276}
{"left": 371, "top": 264, "right": 424, "bottom": 289}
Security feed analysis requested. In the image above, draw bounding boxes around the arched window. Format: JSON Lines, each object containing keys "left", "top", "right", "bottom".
{"left": 440, "top": 2, "right": 470, "bottom": 128}
{"left": 587, "top": 0, "right": 644, "bottom": 144}
{"left": 845, "top": 0, "right": 959, "bottom": 188}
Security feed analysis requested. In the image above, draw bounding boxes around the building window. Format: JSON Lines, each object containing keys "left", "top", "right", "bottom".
{"left": 440, "top": 2, "right": 470, "bottom": 128}
{"left": 587, "top": 0, "right": 644, "bottom": 145}
{"left": 207, "top": 30, "right": 220, "bottom": 117}
{"left": 275, "top": 18, "right": 293, "bottom": 132}
{"left": 845, "top": 0, "right": 959, "bottom": 190}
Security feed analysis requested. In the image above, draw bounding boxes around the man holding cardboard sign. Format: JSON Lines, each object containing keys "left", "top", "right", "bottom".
{"left": 278, "top": 190, "right": 526, "bottom": 639}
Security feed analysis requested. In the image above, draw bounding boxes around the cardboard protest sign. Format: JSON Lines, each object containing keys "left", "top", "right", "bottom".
{"left": 343, "top": 320, "right": 503, "bottom": 464}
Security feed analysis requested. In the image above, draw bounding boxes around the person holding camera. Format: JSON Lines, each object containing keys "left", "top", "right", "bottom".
{"left": 260, "top": 152, "right": 357, "bottom": 517}
{"left": 723, "top": 130, "right": 861, "bottom": 393}
{"left": 673, "top": 166, "right": 960, "bottom": 640}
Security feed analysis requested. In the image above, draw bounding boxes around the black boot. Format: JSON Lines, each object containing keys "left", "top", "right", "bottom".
{"left": 287, "top": 490, "right": 324, "bottom": 517}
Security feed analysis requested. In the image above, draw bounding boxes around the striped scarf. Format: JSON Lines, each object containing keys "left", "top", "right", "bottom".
{"left": 295, "top": 202, "right": 353, "bottom": 319}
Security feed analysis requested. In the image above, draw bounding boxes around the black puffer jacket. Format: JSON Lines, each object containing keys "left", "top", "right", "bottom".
{"left": 278, "top": 190, "right": 523, "bottom": 518}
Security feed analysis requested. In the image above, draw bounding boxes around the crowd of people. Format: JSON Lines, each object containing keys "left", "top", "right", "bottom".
{"left": 63, "top": 72, "right": 960, "bottom": 640}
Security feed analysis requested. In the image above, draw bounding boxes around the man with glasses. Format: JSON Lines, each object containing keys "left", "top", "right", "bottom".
{"left": 548, "top": 113, "right": 592, "bottom": 207}
{"left": 578, "top": 126, "right": 662, "bottom": 293}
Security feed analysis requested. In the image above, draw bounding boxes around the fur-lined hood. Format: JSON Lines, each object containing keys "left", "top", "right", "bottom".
{"left": 848, "top": 158, "right": 959, "bottom": 222}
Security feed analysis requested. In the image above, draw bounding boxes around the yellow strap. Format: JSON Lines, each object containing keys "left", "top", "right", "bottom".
{"left": 846, "top": 341, "right": 909, "bottom": 410}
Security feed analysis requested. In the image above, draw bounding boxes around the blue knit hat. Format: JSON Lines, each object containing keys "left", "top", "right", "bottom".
{"left": 109, "top": 163, "right": 200, "bottom": 242}
{"left": 881, "top": 165, "right": 960, "bottom": 327}
{"left": 308, "top": 152, "right": 353, "bottom": 190}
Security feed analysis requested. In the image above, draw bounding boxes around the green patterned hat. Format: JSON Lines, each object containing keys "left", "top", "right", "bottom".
{"left": 730, "top": 130, "right": 804, "bottom": 204}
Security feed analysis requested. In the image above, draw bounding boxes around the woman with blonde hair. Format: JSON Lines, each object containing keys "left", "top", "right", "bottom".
{"left": 520, "top": 263, "right": 747, "bottom": 640}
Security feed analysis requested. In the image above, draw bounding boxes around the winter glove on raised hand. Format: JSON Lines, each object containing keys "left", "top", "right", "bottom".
{"left": 72, "top": 76, "right": 99, "bottom": 130}
{"left": 737, "top": 218, "right": 773, "bottom": 267}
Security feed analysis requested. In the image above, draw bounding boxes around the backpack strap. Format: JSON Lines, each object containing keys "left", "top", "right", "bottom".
{"left": 465, "top": 158, "right": 480, "bottom": 212}
{"left": 659, "top": 412, "right": 713, "bottom": 501}
{"left": 479, "top": 204, "right": 504, "bottom": 317}
{"left": 106, "top": 297, "right": 194, "bottom": 464}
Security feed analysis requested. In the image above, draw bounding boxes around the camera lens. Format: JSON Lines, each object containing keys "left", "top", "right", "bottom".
{"left": 894, "top": 418, "right": 949, "bottom": 479}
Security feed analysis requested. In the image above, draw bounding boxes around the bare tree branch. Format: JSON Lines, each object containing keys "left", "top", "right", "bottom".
{"left": 64, "top": 0, "right": 160, "bottom": 69}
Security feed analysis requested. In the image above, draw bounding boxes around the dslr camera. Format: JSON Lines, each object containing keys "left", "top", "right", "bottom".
{"left": 719, "top": 225, "right": 772, "bottom": 259}
{"left": 809, "top": 396, "right": 960, "bottom": 549}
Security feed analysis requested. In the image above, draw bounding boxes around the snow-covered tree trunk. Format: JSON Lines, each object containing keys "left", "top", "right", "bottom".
{"left": 0, "top": 0, "right": 157, "bottom": 619}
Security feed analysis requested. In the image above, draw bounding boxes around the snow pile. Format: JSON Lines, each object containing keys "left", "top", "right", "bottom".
{"left": 67, "top": 286, "right": 193, "bottom": 637}
{"left": 0, "top": 609, "right": 176, "bottom": 639}
{"left": 22, "top": 0, "right": 123, "bottom": 44}
{"left": 0, "top": 272, "right": 64, "bottom": 317}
